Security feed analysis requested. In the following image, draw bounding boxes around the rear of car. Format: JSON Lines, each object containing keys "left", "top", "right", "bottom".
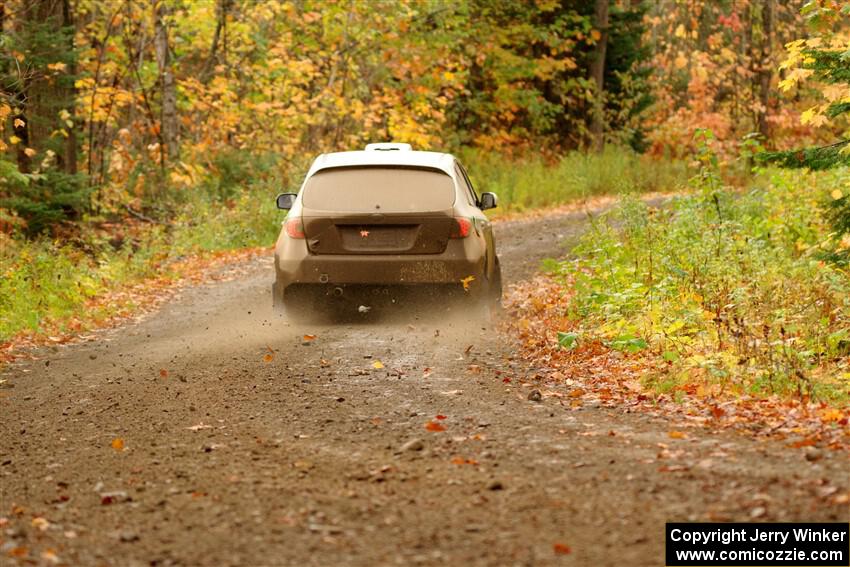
{"left": 272, "top": 145, "right": 500, "bottom": 317}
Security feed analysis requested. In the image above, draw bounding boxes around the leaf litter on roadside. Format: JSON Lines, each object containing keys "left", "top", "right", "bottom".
{"left": 503, "top": 275, "right": 850, "bottom": 451}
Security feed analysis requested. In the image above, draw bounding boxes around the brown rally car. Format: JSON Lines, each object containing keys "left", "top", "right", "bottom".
{"left": 273, "top": 143, "right": 501, "bottom": 318}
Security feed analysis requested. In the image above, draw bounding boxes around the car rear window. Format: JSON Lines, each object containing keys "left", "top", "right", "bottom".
{"left": 301, "top": 167, "right": 455, "bottom": 213}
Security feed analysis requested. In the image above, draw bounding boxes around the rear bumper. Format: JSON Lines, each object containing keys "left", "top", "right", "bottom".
{"left": 274, "top": 237, "right": 489, "bottom": 298}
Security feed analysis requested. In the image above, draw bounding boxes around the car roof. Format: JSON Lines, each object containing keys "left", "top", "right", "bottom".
{"left": 306, "top": 150, "right": 457, "bottom": 178}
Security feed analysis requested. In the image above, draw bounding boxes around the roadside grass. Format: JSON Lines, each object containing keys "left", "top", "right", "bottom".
{"left": 1, "top": 146, "right": 681, "bottom": 346}
{"left": 542, "top": 161, "right": 850, "bottom": 407}
{"left": 462, "top": 146, "right": 689, "bottom": 215}
{"left": 0, "top": 185, "right": 283, "bottom": 345}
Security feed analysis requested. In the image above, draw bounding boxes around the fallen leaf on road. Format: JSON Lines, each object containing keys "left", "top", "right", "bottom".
{"left": 819, "top": 408, "right": 844, "bottom": 422}
{"left": 467, "top": 364, "right": 481, "bottom": 373}
{"left": 425, "top": 421, "right": 446, "bottom": 432}
{"left": 31, "top": 517, "right": 50, "bottom": 531}
{"left": 461, "top": 275, "right": 475, "bottom": 291}
{"left": 423, "top": 367, "right": 432, "bottom": 378}
{"left": 303, "top": 334, "right": 316, "bottom": 341}
{"left": 159, "top": 369, "right": 168, "bottom": 378}
{"left": 658, "top": 464, "right": 690, "bottom": 472}
{"left": 263, "top": 353, "right": 274, "bottom": 363}
{"left": 553, "top": 543, "right": 572, "bottom": 555}
{"left": 451, "top": 456, "right": 479, "bottom": 465}
{"left": 435, "top": 414, "right": 447, "bottom": 420}
{"left": 186, "top": 423, "right": 212, "bottom": 431}
{"left": 668, "top": 431, "right": 687, "bottom": 439}
{"left": 789, "top": 438, "right": 817, "bottom": 448}
{"left": 111, "top": 438, "right": 125, "bottom": 451}
{"left": 372, "top": 360, "right": 384, "bottom": 369}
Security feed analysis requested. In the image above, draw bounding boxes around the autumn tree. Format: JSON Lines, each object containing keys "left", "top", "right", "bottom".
{"left": 0, "top": 0, "right": 86, "bottom": 233}
{"left": 759, "top": 1, "right": 850, "bottom": 263}
{"left": 643, "top": 0, "right": 804, "bottom": 157}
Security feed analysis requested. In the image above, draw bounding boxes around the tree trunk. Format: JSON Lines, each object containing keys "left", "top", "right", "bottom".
{"left": 757, "top": 0, "right": 774, "bottom": 143}
{"left": 201, "top": 0, "right": 231, "bottom": 82}
{"left": 154, "top": 0, "right": 178, "bottom": 165}
{"left": 62, "top": 0, "right": 77, "bottom": 175}
{"left": 590, "top": 0, "right": 608, "bottom": 153}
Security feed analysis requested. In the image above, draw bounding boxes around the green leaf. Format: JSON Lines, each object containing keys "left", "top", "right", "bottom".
{"left": 557, "top": 331, "right": 579, "bottom": 350}
{"left": 610, "top": 334, "right": 648, "bottom": 353}
{"left": 662, "top": 350, "right": 679, "bottom": 362}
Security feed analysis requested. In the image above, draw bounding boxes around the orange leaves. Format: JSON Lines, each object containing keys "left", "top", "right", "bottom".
{"left": 788, "top": 438, "right": 817, "bottom": 449}
{"left": 710, "top": 405, "right": 726, "bottom": 419}
{"left": 424, "top": 421, "right": 446, "bottom": 432}
{"left": 818, "top": 408, "right": 844, "bottom": 423}
{"left": 372, "top": 360, "right": 384, "bottom": 370}
{"left": 263, "top": 345, "right": 275, "bottom": 363}
{"left": 553, "top": 543, "right": 572, "bottom": 555}
{"left": 303, "top": 334, "right": 316, "bottom": 342}
{"left": 450, "top": 456, "right": 478, "bottom": 466}
{"left": 668, "top": 431, "right": 687, "bottom": 440}
{"left": 111, "top": 438, "right": 125, "bottom": 451}
{"left": 159, "top": 368, "right": 168, "bottom": 378}
{"left": 425, "top": 413, "right": 449, "bottom": 431}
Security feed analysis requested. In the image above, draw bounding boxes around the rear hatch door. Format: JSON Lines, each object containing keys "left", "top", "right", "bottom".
{"left": 300, "top": 166, "right": 456, "bottom": 255}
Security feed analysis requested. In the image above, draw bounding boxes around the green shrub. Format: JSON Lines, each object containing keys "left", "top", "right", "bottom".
{"left": 556, "top": 164, "right": 850, "bottom": 404}
{"left": 0, "top": 168, "right": 90, "bottom": 235}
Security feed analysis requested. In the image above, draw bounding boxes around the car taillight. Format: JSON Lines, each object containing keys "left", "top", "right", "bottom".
{"left": 284, "top": 218, "right": 305, "bottom": 239}
{"left": 449, "top": 217, "right": 472, "bottom": 239}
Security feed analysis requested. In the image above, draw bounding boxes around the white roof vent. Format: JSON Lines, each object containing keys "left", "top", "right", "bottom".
{"left": 364, "top": 142, "right": 412, "bottom": 151}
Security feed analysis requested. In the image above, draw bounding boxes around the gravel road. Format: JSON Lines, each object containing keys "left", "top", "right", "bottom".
{"left": 1, "top": 208, "right": 847, "bottom": 567}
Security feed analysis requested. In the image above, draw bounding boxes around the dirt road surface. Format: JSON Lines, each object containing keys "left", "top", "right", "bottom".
{"left": 2, "top": 209, "right": 847, "bottom": 567}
